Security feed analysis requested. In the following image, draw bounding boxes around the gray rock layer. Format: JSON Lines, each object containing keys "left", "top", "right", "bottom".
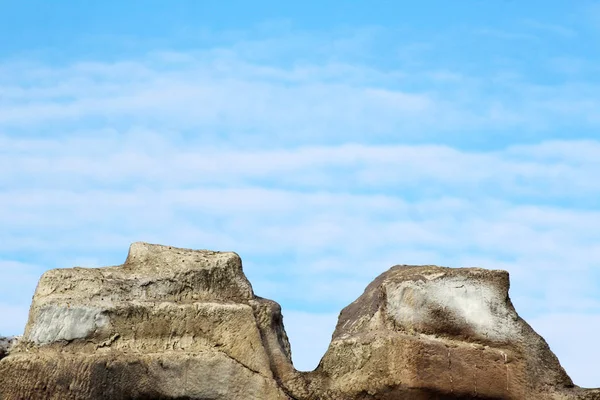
{"left": 0, "top": 243, "right": 598, "bottom": 400}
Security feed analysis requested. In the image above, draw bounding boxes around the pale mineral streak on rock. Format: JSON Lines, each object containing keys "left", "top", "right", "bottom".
{"left": 386, "top": 274, "right": 520, "bottom": 341}
{"left": 0, "top": 244, "right": 598, "bottom": 400}
{"left": 26, "top": 305, "right": 110, "bottom": 345}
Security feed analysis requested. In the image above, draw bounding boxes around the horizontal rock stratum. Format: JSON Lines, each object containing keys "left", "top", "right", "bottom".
{"left": 0, "top": 242, "right": 598, "bottom": 399}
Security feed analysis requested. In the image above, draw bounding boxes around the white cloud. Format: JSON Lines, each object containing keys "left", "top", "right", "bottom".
{"left": 1, "top": 135, "right": 599, "bottom": 200}
{"left": 1, "top": 139, "right": 598, "bottom": 319}
{"left": 1, "top": 28, "right": 599, "bottom": 386}
{"left": 2, "top": 39, "right": 600, "bottom": 143}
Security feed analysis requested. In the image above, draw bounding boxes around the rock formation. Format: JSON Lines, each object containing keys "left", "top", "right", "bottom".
{"left": 0, "top": 243, "right": 598, "bottom": 400}
{"left": 288, "top": 265, "right": 600, "bottom": 400}
{"left": 0, "top": 243, "right": 293, "bottom": 400}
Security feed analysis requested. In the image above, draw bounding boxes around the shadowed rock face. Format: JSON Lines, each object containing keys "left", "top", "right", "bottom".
{"left": 0, "top": 243, "right": 598, "bottom": 400}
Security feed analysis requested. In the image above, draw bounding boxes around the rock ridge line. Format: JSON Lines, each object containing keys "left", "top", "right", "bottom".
{"left": 0, "top": 242, "right": 598, "bottom": 400}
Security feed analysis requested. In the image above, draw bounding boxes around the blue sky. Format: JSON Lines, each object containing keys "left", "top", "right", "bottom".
{"left": 1, "top": 0, "right": 599, "bottom": 388}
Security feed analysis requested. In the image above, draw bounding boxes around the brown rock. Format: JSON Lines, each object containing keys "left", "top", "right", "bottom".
{"left": 293, "top": 265, "right": 599, "bottom": 400}
{"left": 1, "top": 245, "right": 598, "bottom": 400}
{"left": 0, "top": 243, "right": 293, "bottom": 400}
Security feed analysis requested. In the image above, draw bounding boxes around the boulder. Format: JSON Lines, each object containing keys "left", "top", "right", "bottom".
{"left": 294, "top": 265, "right": 600, "bottom": 400}
{"left": 1, "top": 244, "right": 598, "bottom": 400}
{"left": 0, "top": 243, "right": 293, "bottom": 400}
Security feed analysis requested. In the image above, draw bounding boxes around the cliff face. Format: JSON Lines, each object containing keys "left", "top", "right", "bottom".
{"left": 0, "top": 243, "right": 293, "bottom": 400}
{"left": 0, "top": 243, "right": 598, "bottom": 400}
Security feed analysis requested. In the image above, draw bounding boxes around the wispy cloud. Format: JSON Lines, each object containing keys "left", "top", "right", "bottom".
{"left": 1, "top": 136, "right": 599, "bottom": 309}
{"left": 2, "top": 43, "right": 600, "bottom": 147}
{"left": 1, "top": 25, "right": 599, "bottom": 387}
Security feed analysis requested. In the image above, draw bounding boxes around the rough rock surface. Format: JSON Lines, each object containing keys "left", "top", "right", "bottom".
{"left": 0, "top": 243, "right": 293, "bottom": 400}
{"left": 0, "top": 244, "right": 598, "bottom": 400}
{"left": 286, "top": 265, "right": 600, "bottom": 400}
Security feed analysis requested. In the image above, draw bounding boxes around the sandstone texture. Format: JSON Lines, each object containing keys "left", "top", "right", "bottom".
{"left": 286, "top": 265, "right": 600, "bottom": 400}
{"left": 0, "top": 243, "right": 293, "bottom": 400}
{"left": 0, "top": 243, "right": 598, "bottom": 400}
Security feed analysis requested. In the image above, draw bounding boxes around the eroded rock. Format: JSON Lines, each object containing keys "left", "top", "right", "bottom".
{"left": 0, "top": 243, "right": 293, "bottom": 400}
{"left": 296, "top": 265, "right": 599, "bottom": 400}
{"left": 1, "top": 245, "right": 598, "bottom": 400}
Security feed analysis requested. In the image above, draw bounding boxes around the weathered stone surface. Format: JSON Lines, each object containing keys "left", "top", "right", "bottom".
{"left": 0, "top": 243, "right": 292, "bottom": 400}
{"left": 289, "top": 265, "right": 600, "bottom": 400}
{"left": 1, "top": 245, "right": 598, "bottom": 399}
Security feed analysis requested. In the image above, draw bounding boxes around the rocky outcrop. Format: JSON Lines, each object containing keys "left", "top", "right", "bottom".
{"left": 288, "top": 265, "right": 599, "bottom": 400}
{"left": 0, "top": 243, "right": 293, "bottom": 400}
{"left": 0, "top": 243, "right": 598, "bottom": 399}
